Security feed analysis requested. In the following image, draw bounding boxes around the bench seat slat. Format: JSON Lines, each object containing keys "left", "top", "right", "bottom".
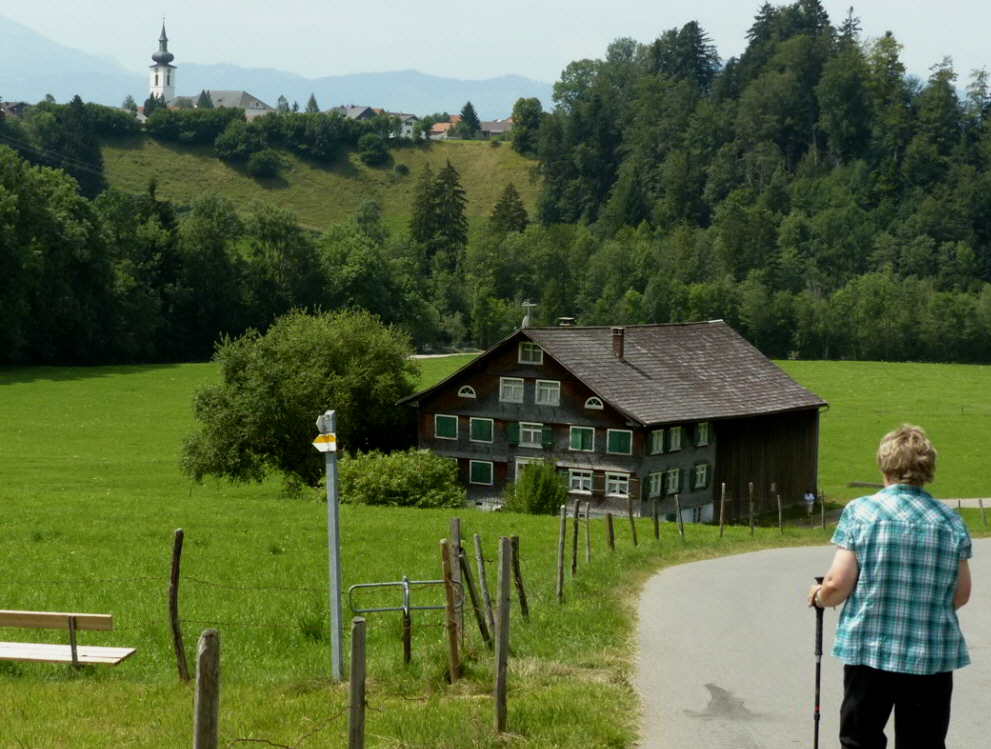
{"left": 0, "top": 610, "right": 113, "bottom": 631}
{"left": 0, "top": 641, "right": 136, "bottom": 665}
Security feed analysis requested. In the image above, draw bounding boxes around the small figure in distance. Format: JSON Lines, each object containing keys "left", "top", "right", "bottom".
{"left": 807, "top": 424, "right": 972, "bottom": 749}
{"left": 804, "top": 490, "right": 816, "bottom": 516}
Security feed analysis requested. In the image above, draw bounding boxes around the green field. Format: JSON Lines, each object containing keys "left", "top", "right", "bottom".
{"left": 0, "top": 359, "right": 987, "bottom": 747}
{"left": 100, "top": 136, "right": 539, "bottom": 233}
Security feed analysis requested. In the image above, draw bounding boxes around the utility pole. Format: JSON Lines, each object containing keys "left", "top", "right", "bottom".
{"left": 314, "top": 410, "right": 344, "bottom": 680}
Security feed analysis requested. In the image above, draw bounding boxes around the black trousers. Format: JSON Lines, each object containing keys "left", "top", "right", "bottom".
{"left": 840, "top": 664, "right": 953, "bottom": 749}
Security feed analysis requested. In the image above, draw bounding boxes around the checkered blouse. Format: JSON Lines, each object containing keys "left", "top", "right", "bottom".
{"left": 831, "top": 484, "right": 972, "bottom": 675}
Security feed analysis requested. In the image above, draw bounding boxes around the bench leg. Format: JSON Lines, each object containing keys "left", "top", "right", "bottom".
{"left": 68, "top": 615, "right": 79, "bottom": 667}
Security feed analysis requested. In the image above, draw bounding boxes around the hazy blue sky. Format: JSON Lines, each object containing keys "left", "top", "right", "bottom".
{"left": 1, "top": 1, "right": 987, "bottom": 85}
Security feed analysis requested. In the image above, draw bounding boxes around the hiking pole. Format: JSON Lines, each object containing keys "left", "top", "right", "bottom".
{"left": 813, "top": 576, "right": 825, "bottom": 749}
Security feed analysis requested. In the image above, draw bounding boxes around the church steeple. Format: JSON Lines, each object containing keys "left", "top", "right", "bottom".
{"left": 149, "top": 20, "right": 176, "bottom": 102}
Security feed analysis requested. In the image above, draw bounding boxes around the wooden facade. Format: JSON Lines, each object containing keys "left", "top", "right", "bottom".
{"left": 401, "top": 322, "right": 827, "bottom": 522}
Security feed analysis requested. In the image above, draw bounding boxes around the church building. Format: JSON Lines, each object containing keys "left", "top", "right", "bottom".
{"left": 147, "top": 23, "right": 275, "bottom": 120}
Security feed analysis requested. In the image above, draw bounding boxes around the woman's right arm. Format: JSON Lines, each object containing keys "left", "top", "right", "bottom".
{"left": 953, "top": 559, "right": 971, "bottom": 610}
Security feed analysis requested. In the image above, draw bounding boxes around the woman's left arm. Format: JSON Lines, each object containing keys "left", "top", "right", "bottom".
{"left": 808, "top": 547, "right": 859, "bottom": 608}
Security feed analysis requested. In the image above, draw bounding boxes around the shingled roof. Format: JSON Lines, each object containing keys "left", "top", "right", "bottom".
{"left": 406, "top": 321, "right": 826, "bottom": 426}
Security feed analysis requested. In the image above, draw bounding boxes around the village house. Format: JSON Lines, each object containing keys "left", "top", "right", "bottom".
{"left": 400, "top": 321, "right": 827, "bottom": 523}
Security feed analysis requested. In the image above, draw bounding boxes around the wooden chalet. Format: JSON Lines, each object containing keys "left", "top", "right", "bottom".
{"left": 399, "top": 321, "right": 827, "bottom": 522}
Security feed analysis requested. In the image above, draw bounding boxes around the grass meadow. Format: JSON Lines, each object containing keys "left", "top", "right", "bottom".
{"left": 100, "top": 136, "right": 539, "bottom": 235}
{"left": 0, "top": 358, "right": 989, "bottom": 747}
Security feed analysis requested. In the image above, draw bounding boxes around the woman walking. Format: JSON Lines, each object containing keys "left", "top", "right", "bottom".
{"left": 808, "top": 424, "right": 971, "bottom": 749}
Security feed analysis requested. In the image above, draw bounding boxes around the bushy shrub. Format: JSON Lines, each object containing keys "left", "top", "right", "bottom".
{"left": 339, "top": 449, "right": 463, "bottom": 508}
{"left": 246, "top": 148, "right": 285, "bottom": 178}
{"left": 503, "top": 461, "right": 568, "bottom": 514}
{"left": 146, "top": 107, "right": 244, "bottom": 145}
{"left": 394, "top": 162, "right": 410, "bottom": 176}
{"left": 214, "top": 119, "right": 266, "bottom": 161}
{"left": 358, "top": 133, "right": 389, "bottom": 166}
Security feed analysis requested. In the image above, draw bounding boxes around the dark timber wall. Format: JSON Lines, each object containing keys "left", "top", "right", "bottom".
{"left": 713, "top": 409, "right": 820, "bottom": 521}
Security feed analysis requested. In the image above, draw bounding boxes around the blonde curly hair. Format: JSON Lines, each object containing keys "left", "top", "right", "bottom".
{"left": 876, "top": 424, "right": 936, "bottom": 486}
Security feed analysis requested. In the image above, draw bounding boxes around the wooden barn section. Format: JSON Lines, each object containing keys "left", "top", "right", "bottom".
{"left": 713, "top": 408, "right": 822, "bottom": 522}
{"left": 401, "top": 320, "right": 827, "bottom": 523}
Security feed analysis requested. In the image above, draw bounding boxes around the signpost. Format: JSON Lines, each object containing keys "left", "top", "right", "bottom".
{"left": 314, "top": 410, "right": 344, "bottom": 681}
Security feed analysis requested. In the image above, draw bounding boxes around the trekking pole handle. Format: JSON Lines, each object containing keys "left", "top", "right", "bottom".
{"left": 813, "top": 576, "right": 824, "bottom": 657}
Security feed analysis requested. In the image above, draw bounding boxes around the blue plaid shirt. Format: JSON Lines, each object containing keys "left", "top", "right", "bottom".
{"left": 831, "top": 484, "right": 971, "bottom": 675}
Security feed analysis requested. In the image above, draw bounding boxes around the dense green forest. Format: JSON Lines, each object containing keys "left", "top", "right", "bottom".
{"left": 4, "top": 0, "right": 991, "bottom": 365}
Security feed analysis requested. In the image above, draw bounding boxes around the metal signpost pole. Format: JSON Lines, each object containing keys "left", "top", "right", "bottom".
{"left": 315, "top": 410, "right": 344, "bottom": 681}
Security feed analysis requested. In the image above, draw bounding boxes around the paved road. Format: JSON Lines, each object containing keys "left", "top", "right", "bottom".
{"left": 635, "top": 539, "right": 991, "bottom": 748}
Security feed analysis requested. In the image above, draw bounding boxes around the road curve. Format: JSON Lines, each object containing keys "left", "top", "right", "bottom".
{"left": 635, "top": 540, "right": 991, "bottom": 749}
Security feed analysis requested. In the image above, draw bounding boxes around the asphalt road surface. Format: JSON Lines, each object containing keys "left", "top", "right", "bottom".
{"left": 635, "top": 539, "right": 991, "bottom": 748}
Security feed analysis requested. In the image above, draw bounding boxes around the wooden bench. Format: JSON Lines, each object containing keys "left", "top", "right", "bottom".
{"left": 0, "top": 609, "right": 136, "bottom": 666}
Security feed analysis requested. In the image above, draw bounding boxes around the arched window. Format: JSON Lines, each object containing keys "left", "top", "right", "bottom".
{"left": 585, "top": 397, "right": 604, "bottom": 410}
{"left": 458, "top": 385, "right": 476, "bottom": 399}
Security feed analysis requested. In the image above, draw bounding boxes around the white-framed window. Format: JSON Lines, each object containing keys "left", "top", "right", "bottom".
{"left": 569, "top": 469, "right": 592, "bottom": 493}
{"left": 535, "top": 380, "right": 560, "bottom": 406}
{"left": 606, "top": 472, "right": 630, "bottom": 496}
{"left": 520, "top": 422, "right": 544, "bottom": 447}
{"left": 585, "top": 396, "right": 604, "bottom": 410}
{"left": 668, "top": 426, "right": 683, "bottom": 452}
{"left": 434, "top": 414, "right": 458, "bottom": 440}
{"left": 649, "top": 429, "right": 664, "bottom": 455}
{"left": 569, "top": 426, "right": 595, "bottom": 452}
{"left": 499, "top": 377, "right": 524, "bottom": 403}
{"left": 607, "top": 429, "right": 633, "bottom": 455}
{"left": 470, "top": 417, "right": 493, "bottom": 443}
{"left": 458, "top": 385, "right": 476, "bottom": 398}
{"left": 470, "top": 460, "right": 493, "bottom": 485}
{"left": 695, "top": 422, "right": 710, "bottom": 446}
{"left": 648, "top": 472, "right": 663, "bottom": 497}
{"left": 694, "top": 463, "right": 709, "bottom": 489}
{"left": 518, "top": 341, "right": 543, "bottom": 364}
{"left": 665, "top": 468, "right": 682, "bottom": 495}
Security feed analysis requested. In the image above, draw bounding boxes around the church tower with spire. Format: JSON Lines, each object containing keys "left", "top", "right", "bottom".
{"left": 149, "top": 22, "right": 176, "bottom": 102}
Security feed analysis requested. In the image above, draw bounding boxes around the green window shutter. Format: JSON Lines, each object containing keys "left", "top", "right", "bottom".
{"left": 570, "top": 428, "right": 581, "bottom": 450}
{"left": 541, "top": 425, "right": 554, "bottom": 446}
{"left": 507, "top": 422, "right": 520, "bottom": 446}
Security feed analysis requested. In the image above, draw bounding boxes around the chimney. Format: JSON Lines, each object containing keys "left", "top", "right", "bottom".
{"left": 557, "top": 317, "right": 576, "bottom": 327}
{"left": 612, "top": 327, "right": 625, "bottom": 360}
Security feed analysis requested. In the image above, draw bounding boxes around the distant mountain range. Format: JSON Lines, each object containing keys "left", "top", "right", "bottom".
{"left": 0, "top": 16, "right": 553, "bottom": 119}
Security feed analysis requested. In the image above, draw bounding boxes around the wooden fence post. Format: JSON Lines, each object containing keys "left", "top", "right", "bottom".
{"left": 402, "top": 608, "right": 411, "bottom": 666}
{"left": 571, "top": 499, "right": 580, "bottom": 576}
{"left": 606, "top": 513, "right": 615, "bottom": 550}
{"left": 979, "top": 498, "right": 987, "bottom": 526}
{"left": 820, "top": 490, "right": 826, "bottom": 529}
{"left": 459, "top": 546, "right": 492, "bottom": 647}
{"left": 474, "top": 534, "right": 495, "bottom": 635}
{"left": 440, "top": 539, "right": 459, "bottom": 683}
{"left": 348, "top": 617, "right": 366, "bottom": 749}
{"left": 748, "top": 482, "right": 755, "bottom": 536}
{"left": 169, "top": 528, "right": 190, "bottom": 682}
{"left": 674, "top": 494, "right": 685, "bottom": 538}
{"left": 192, "top": 629, "right": 220, "bottom": 749}
{"left": 556, "top": 505, "right": 566, "bottom": 603}
{"left": 510, "top": 535, "right": 529, "bottom": 621}
{"left": 584, "top": 503, "right": 592, "bottom": 562}
{"left": 493, "top": 537, "right": 511, "bottom": 734}
{"left": 627, "top": 495, "right": 638, "bottom": 547}
{"left": 449, "top": 518, "right": 463, "bottom": 637}
{"left": 652, "top": 499, "right": 659, "bottom": 540}
{"left": 719, "top": 483, "right": 726, "bottom": 538}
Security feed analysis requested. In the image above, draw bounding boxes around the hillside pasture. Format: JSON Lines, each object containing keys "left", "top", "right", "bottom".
{"left": 100, "top": 136, "right": 539, "bottom": 233}
{"left": 0, "top": 360, "right": 988, "bottom": 746}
